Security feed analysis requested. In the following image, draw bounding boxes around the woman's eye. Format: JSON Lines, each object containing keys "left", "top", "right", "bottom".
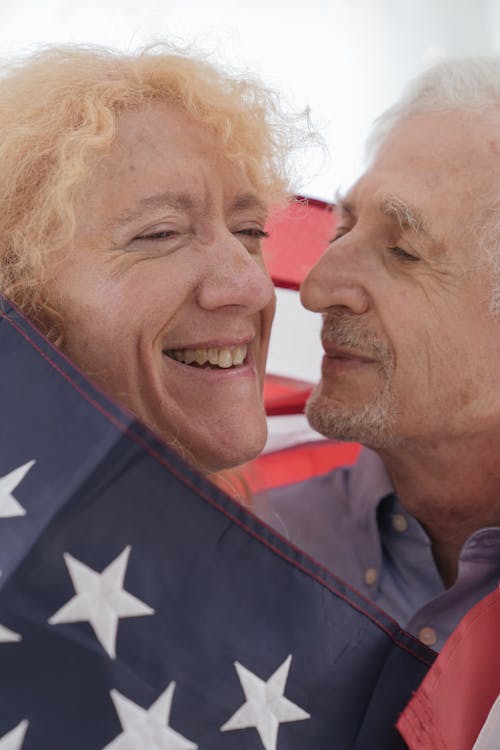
{"left": 236, "top": 228, "right": 269, "bottom": 239}
{"left": 235, "top": 228, "right": 270, "bottom": 254}
{"left": 134, "top": 230, "right": 178, "bottom": 241}
{"left": 389, "top": 246, "right": 419, "bottom": 261}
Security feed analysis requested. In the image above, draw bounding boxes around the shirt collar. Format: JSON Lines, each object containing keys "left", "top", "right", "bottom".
{"left": 350, "top": 447, "right": 395, "bottom": 516}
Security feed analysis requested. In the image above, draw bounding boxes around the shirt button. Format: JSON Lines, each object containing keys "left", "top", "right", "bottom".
{"left": 392, "top": 514, "right": 408, "bottom": 532}
{"left": 364, "top": 567, "right": 378, "bottom": 585}
{"left": 418, "top": 626, "right": 437, "bottom": 647}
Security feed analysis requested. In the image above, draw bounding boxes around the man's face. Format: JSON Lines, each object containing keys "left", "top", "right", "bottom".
{"left": 301, "top": 110, "right": 500, "bottom": 452}
{"left": 45, "top": 102, "right": 276, "bottom": 473}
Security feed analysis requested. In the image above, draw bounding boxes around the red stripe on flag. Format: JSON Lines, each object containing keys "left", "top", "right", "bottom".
{"left": 264, "top": 196, "right": 336, "bottom": 289}
{"left": 398, "top": 583, "right": 500, "bottom": 750}
{"left": 239, "top": 440, "right": 361, "bottom": 495}
{"left": 263, "top": 373, "right": 313, "bottom": 416}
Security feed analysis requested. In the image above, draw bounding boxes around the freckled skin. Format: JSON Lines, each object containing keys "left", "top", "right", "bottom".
{"left": 45, "top": 102, "right": 276, "bottom": 474}
{"left": 488, "top": 138, "right": 500, "bottom": 156}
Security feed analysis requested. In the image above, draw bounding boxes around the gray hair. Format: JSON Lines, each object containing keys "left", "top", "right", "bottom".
{"left": 366, "top": 57, "right": 500, "bottom": 309}
{"left": 366, "top": 57, "right": 500, "bottom": 158}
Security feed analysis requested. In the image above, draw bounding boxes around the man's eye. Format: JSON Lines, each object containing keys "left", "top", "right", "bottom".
{"left": 389, "top": 246, "right": 419, "bottom": 261}
{"left": 328, "top": 231, "right": 348, "bottom": 244}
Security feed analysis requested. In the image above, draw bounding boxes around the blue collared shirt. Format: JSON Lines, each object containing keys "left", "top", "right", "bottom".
{"left": 254, "top": 448, "right": 500, "bottom": 651}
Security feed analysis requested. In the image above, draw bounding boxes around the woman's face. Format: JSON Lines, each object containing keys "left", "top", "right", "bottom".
{"left": 46, "top": 102, "right": 276, "bottom": 473}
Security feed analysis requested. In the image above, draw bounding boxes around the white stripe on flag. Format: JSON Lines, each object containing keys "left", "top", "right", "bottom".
{"left": 264, "top": 414, "right": 327, "bottom": 455}
{"left": 473, "top": 693, "right": 500, "bottom": 749}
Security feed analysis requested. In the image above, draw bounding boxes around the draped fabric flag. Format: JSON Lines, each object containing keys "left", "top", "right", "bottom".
{"left": 262, "top": 196, "right": 336, "bottom": 291}
{"left": 398, "top": 583, "right": 500, "bottom": 750}
{"left": 0, "top": 298, "right": 435, "bottom": 750}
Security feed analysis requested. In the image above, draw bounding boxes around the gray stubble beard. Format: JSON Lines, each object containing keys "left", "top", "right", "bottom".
{"left": 305, "top": 314, "right": 402, "bottom": 451}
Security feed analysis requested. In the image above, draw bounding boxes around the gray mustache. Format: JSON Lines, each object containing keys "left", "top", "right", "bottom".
{"left": 321, "top": 313, "right": 392, "bottom": 362}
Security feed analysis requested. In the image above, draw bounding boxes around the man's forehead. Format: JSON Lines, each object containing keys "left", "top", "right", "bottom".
{"left": 374, "top": 111, "right": 500, "bottom": 191}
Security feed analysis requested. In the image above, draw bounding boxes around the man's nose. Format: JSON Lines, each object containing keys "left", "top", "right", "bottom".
{"left": 197, "top": 231, "right": 275, "bottom": 313}
{"left": 300, "top": 240, "right": 370, "bottom": 315}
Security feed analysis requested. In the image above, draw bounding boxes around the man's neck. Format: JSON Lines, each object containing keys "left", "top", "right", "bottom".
{"left": 379, "top": 441, "right": 500, "bottom": 588}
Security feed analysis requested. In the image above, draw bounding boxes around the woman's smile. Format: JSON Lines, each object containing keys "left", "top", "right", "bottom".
{"left": 46, "top": 102, "right": 276, "bottom": 473}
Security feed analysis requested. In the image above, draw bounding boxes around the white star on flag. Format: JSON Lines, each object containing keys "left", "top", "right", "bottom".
{"left": 102, "top": 684, "right": 198, "bottom": 749}
{"left": 0, "top": 720, "right": 28, "bottom": 749}
{"left": 220, "top": 654, "right": 310, "bottom": 750}
{"left": 0, "top": 460, "right": 35, "bottom": 518}
{"left": 48, "top": 545, "right": 154, "bottom": 658}
{"left": 0, "top": 624, "right": 21, "bottom": 643}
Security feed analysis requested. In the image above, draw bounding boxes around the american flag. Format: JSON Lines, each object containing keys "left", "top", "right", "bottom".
{"left": 398, "top": 583, "right": 500, "bottom": 750}
{"left": 0, "top": 298, "right": 435, "bottom": 749}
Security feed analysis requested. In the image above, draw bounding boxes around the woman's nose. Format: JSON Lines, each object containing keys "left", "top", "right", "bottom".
{"left": 197, "top": 232, "right": 275, "bottom": 313}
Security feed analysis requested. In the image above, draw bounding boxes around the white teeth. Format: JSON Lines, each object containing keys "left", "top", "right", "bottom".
{"left": 166, "top": 344, "right": 248, "bottom": 368}
{"left": 232, "top": 345, "right": 246, "bottom": 366}
{"left": 208, "top": 348, "right": 219, "bottom": 365}
{"left": 195, "top": 348, "right": 208, "bottom": 365}
{"left": 218, "top": 349, "right": 233, "bottom": 368}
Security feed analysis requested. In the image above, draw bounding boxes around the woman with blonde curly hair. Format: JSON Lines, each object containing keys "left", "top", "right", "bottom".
{"left": 0, "top": 43, "right": 294, "bottom": 474}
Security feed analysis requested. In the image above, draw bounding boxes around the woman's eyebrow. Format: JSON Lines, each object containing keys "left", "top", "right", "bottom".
{"left": 105, "top": 191, "right": 267, "bottom": 232}
{"left": 105, "top": 191, "right": 200, "bottom": 231}
{"left": 227, "top": 192, "right": 268, "bottom": 216}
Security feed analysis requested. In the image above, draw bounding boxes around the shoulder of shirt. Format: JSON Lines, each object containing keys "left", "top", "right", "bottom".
{"left": 258, "top": 463, "right": 351, "bottom": 502}
{"left": 253, "top": 447, "right": 391, "bottom": 512}
{"left": 257, "top": 447, "right": 383, "bottom": 497}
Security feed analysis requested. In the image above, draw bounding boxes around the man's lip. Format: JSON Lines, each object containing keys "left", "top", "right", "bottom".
{"left": 322, "top": 344, "right": 376, "bottom": 363}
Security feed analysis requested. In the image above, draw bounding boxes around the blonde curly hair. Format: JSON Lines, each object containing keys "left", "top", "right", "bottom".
{"left": 0, "top": 44, "right": 293, "bottom": 332}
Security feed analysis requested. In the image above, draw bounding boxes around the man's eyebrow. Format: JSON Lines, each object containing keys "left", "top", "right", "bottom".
{"left": 335, "top": 190, "right": 431, "bottom": 233}
{"left": 334, "top": 189, "right": 438, "bottom": 248}
{"left": 379, "top": 194, "right": 430, "bottom": 236}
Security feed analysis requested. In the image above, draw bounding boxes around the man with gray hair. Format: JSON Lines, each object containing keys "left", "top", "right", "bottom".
{"left": 257, "top": 57, "right": 500, "bottom": 653}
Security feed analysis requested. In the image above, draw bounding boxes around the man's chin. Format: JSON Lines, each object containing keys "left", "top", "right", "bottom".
{"left": 305, "top": 389, "right": 397, "bottom": 449}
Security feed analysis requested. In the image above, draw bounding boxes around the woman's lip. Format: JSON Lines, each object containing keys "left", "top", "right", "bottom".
{"left": 161, "top": 352, "right": 257, "bottom": 378}
{"left": 164, "top": 355, "right": 257, "bottom": 385}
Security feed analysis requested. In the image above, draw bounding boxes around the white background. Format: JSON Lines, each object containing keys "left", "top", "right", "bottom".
{"left": 2, "top": 0, "right": 500, "bottom": 380}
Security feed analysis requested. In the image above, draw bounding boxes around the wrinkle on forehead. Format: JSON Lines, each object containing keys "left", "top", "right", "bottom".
{"left": 102, "top": 189, "right": 268, "bottom": 235}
